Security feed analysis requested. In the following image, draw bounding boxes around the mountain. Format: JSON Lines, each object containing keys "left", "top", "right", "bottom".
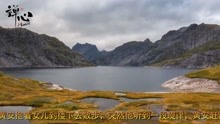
{"left": 72, "top": 23, "right": 220, "bottom": 68}
{"left": 152, "top": 23, "right": 220, "bottom": 68}
{"left": 72, "top": 43, "right": 105, "bottom": 63}
{"left": 0, "top": 27, "right": 92, "bottom": 68}
{"left": 72, "top": 39, "right": 153, "bottom": 66}
{"left": 96, "top": 38, "right": 153, "bottom": 66}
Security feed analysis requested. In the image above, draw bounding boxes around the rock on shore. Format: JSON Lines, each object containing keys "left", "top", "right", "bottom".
{"left": 162, "top": 76, "right": 220, "bottom": 92}
{"left": 42, "top": 82, "right": 77, "bottom": 91}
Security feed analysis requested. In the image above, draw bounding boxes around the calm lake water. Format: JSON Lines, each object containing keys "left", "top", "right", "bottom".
{"left": 1, "top": 66, "right": 195, "bottom": 92}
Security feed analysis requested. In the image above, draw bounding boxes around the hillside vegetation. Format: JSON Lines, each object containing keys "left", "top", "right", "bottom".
{"left": 186, "top": 65, "right": 220, "bottom": 83}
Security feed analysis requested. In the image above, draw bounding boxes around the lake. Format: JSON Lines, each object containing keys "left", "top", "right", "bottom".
{"left": 1, "top": 66, "right": 196, "bottom": 92}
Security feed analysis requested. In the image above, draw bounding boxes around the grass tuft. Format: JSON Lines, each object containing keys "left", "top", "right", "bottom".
{"left": 186, "top": 65, "right": 220, "bottom": 83}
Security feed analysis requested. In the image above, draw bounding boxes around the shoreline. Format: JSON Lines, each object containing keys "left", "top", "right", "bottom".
{"left": 0, "top": 65, "right": 203, "bottom": 69}
{"left": 44, "top": 81, "right": 220, "bottom": 94}
{"left": 0, "top": 66, "right": 96, "bottom": 70}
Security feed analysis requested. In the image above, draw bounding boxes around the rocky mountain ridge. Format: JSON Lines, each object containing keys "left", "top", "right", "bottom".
{"left": 73, "top": 23, "right": 220, "bottom": 68}
{"left": 0, "top": 27, "right": 92, "bottom": 68}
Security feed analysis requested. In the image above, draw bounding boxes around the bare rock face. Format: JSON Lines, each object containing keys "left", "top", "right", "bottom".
{"left": 162, "top": 76, "right": 220, "bottom": 92}
{"left": 176, "top": 50, "right": 220, "bottom": 68}
{"left": 0, "top": 27, "right": 92, "bottom": 68}
{"left": 163, "top": 50, "right": 220, "bottom": 68}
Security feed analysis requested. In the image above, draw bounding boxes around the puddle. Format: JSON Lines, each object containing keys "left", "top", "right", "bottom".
{"left": 148, "top": 104, "right": 165, "bottom": 120}
{"left": 120, "top": 97, "right": 162, "bottom": 102}
{"left": 149, "top": 104, "right": 164, "bottom": 113}
{"left": 0, "top": 106, "right": 32, "bottom": 124}
{"left": 81, "top": 98, "right": 120, "bottom": 110}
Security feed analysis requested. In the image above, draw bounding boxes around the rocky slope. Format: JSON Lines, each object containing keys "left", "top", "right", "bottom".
{"left": 154, "top": 23, "right": 220, "bottom": 68}
{"left": 73, "top": 23, "right": 220, "bottom": 67}
{"left": 0, "top": 27, "right": 92, "bottom": 68}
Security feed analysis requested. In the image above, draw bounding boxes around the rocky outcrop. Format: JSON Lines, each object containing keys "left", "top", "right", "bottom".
{"left": 0, "top": 27, "right": 92, "bottom": 68}
{"left": 162, "top": 76, "right": 220, "bottom": 92}
{"left": 42, "top": 82, "right": 64, "bottom": 90}
{"left": 42, "top": 82, "right": 77, "bottom": 91}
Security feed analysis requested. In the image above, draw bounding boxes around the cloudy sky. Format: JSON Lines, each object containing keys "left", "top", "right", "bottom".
{"left": 1, "top": 0, "right": 220, "bottom": 51}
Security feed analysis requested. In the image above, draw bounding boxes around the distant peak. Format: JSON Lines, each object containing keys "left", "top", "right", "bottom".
{"left": 144, "top": 38, "right": 151, "bottom": 42}
{"left": 189, "top": 23, "right": 198, "bottom": 27}
{"left": 75, "top": 42, "right": 95, "bottom": 46}
{"left": 75, "top": 43, "right": 83, "bottom": 45}
{"left": 185, "top": 23, "right": 199, "bottom": 31}
{"left": 84, "top": 43, "right": 97, "bottom": 47}
{"left": 73, "top": 42, "right": 99, "bottom": 51}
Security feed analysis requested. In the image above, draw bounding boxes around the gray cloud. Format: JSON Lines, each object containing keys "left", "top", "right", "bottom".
{"left": 1, "top": 0, "right": 220, "bottom": 50}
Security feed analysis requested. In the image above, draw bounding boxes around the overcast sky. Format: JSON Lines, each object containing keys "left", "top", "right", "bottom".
{"left": 1, "top": 0, "right": 220, "bottom": 51}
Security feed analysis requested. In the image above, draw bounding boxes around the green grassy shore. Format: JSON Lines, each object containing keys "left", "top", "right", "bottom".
{"left": 186, "top": 65, "right": 220, "bottom": 83}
